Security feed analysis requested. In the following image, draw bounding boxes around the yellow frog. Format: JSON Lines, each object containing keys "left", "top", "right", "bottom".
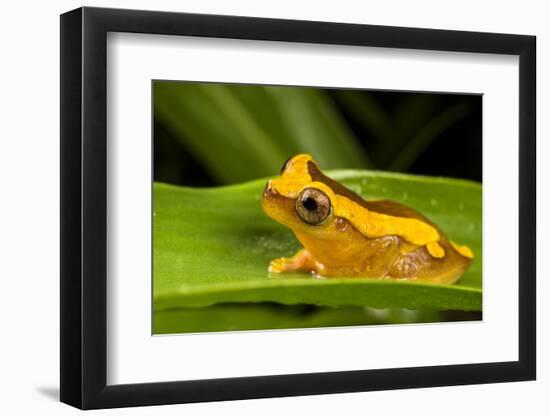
{"left": 261, "top": 154, "right": 473, "bottom": 284}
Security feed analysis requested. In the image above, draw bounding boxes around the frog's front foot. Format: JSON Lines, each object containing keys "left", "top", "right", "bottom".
{"left": 268, "top": 249, "right": 316, "bottom": 275}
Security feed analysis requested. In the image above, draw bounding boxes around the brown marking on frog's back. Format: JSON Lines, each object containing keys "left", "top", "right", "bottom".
{"left": 306, "top": 161, "right": 438, "bottom": 228}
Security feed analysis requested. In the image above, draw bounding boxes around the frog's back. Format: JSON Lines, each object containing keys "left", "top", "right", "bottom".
{"left": 362, "top": 199, "right": 439, "bottom": 229}
{"left": 307, "top": 161, "right": 437, "bottom": 226}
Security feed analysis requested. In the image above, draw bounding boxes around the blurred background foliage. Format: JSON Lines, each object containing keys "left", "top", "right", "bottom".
{"left": 154, "top": 81, "right": 481, "bottom": 187}
{"left": 153, "top": 81, "right": 482, "bottom": 334}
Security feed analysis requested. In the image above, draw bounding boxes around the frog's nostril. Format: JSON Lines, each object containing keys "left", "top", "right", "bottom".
{"left": 263, "top": 180, "right": 279, "bottom": 199}
{"left": 263, "top": 181, "right": 273, "bottom": 198}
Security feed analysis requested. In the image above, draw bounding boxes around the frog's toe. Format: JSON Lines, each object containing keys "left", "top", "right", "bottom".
{"left": 268, "top": 257, "right": 288, "bottom": 273}
{"left": 268, "top": 249, "right": 314, "bottom": 274}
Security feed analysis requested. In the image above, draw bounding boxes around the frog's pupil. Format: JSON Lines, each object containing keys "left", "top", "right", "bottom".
{"left": 303, "top": 197, "right": 318, "bottom": 212}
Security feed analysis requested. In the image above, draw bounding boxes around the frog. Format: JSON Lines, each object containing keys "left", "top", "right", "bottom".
{"left": 261, "top": 154, "right": 473, "bottom": 284}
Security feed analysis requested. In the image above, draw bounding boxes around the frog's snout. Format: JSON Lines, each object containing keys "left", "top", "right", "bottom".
{"left": 263, "top": 180, "right": 278, "bottom": 200}
{"left": 261, "top": 180, "right": 278, "bottom": 218}
{"left": 261, "top": 179, "right": 294, "bottom": 225}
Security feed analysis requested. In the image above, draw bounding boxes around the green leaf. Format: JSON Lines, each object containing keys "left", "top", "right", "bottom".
{"left": 154, "top": 82, "right": 371, "bottom": 184}
{"left": 332, "top": 90, "right": 392, "bottom": 143}
{"left": 153, "top": 303, "right": 466, "bottom": 334}
{"left": 266, "top": 87, "right": 373, "bottom": 169}
{"left": 154, "top": 171, "right": 482, "bottom": 315}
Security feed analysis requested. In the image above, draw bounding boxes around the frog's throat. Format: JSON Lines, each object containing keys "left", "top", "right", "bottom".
{"left": 270, "top": 154, "right": 441, "bottom": 248}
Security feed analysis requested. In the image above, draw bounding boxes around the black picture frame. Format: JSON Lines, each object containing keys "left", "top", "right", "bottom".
{"left": 60, "top": 6, "right": 536, "bottom": 410}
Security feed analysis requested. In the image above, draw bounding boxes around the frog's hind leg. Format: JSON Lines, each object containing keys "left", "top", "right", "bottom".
{"left": 387, "top": 240, "right": 473, "bottom": 284}
{"left": 268, "top": 249, "right": 317, "bottom": 275}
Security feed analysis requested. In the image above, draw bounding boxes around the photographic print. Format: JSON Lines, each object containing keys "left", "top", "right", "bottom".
{"left": 152, "top": 81, "right": 482, "bottom": 335}
{"left": 61, "top": 8, "right": 536, "bottom": 407}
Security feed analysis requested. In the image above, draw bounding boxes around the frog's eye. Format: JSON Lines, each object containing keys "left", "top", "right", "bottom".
{"left": 296, "top": 187, "right": 332, "bottom": 225}
{"left": 280, "top": 156, "right": 293, "bottom": 174}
